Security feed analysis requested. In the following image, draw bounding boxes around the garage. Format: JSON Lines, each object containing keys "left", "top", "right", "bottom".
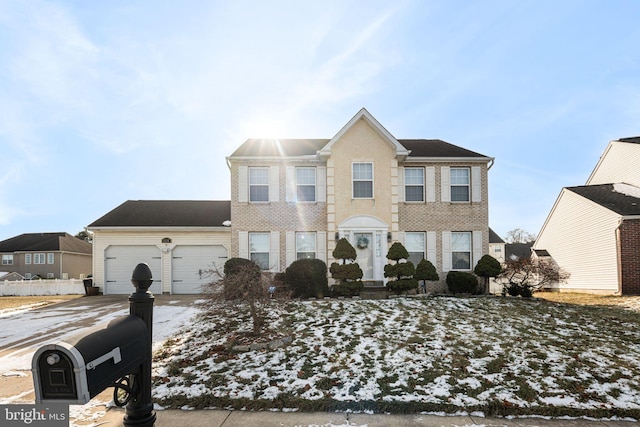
{"left": 105, "top": 245, "right": 162, "bottom": 294}
{"left": 172, "top": 245, "right": 228, "bottom": 294}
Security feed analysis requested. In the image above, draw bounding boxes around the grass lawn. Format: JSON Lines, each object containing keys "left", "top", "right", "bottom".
{"left": 152, "top": 294, "right": 640, "bottom": 419}
{"left": 0, "top": 294, "right": 83, "bottom": 311}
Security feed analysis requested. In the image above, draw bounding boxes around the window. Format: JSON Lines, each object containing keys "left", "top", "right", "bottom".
{"left": 405, "top": 168, "right": 425, "bottom": 202}
{"left": 450, "top": 168, "right": 470, "bottom": 202}
{"left": 25, "top": 254, "right": 32, "bottom": 264}
{"left": 47, "top": 253, "right": 55, "bottom": 264}
{"left": 451, "top": 232, "right": 471, "bottom": 270}
{"left": 296, "top": 167, "right": 316, "bottom": 202}
{"left": 353, "top": 162, "right": 373, "bottom": 198}
{"left": 1, "top": 254, "right": 13, "bottom": 265}
{"left": 296, "top": 232, "right": 316, "bottom": 260}
{"left": 405, "top": 232, "right": 425, "bottom": 266}
{"left": 249, "top": 233, "right": 270, "bottom": 270}
{"left": 34, "top": 253, "right": 46, "bottom": 264}
{"left": 249, "top": 167, "right": 269, "bottom": 202}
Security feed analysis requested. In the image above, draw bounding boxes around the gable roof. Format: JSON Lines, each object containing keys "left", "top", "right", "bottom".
{"left": 87, "top": 200, "right": 232, "bottom": 228}
{"left": 227, "top": 108, "right": 491, "bottom": 162}
{"left": 0, "top": 232, "right": 92, "bottom": 254}
{"left": 489, "top": 228, "right": 505, "bottom": 244}
{"left": 617, "top": 136, "right": 640, "bottom": 144}
{"left": 567, "top": 183, "right": 640, "bottom": 216}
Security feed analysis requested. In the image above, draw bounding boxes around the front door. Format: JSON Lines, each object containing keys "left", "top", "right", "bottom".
{"left": 354, "top": 232, "right": 374, "bottom": 280}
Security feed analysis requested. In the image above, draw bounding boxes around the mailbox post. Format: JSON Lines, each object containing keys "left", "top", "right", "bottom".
{"left": 124, "top": 263, "right": 156, "bottom": 427}
{"left": 32, "top": 263, "right": 157, "bottom": 427}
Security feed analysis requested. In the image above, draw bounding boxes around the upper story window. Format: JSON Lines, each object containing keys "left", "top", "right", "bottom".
{"left": 451, "top": 231, "right": 471, "bottom": 270}
{"left": 249, "top": 232, "right": 270, "bottom": 270}
{"left": 296, "top": 232, "right": 316, "bottom": 260}
{"left": 296, "top": 167, "right": 316, "bottom": 202}
{"left": 450, "top": 168, "right": 470, "bottom": 202}
{"left": 353, "top": 162, "right": 373, "bottom": 198}
{"left": 405, "top": 168, "right": 425, "bottom": 202}
{"left": 1, "top": 254, "right": 13, "bottom": 265}
{"left": 34, "top": 253, "right": 46, "bottom": 264}
{"left": 405, "top": 232, "right": 425, "bottom": 266}
{"left": 249, "top": 167, "right": 269, "bottom": 202}
{"left": 25, "top": 253, "right": 32, "bottom": 264}
{"left": 47, "top": 253, "right": 55, "bottom": 264}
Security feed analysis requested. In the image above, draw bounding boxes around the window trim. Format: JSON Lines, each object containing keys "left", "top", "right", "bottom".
{"left": 352, "top": 162, "right": 374, "bottom": 199}
{"left": 34, "top": 253, "right": 46, "bottom": 265}
{"left": 249, "top": 167, "right": 269, "bottom": 202}
{"left": 451, "top": 231, "right": 472, "bottom": 270}
{"left": 25, "top": 253, "right": 32, "bottom": 265}
{"left": 296, "top": 167, "right": 316, "bottom": 202}
{"left": 1, "top": 254, "right": 13, "bottom": 265}
{"left": 405, "top": 167, "right": 425, "bottom": 202}
{"left": 295, "top": 232, "right": 317, "bottom": 260}
{"left": 47, "top": 253, "right": 55, "bottom": 264}
{"left": 450, "top": 167, "right": 470, "bottom": 202}
{"left": 249, "top": 232, "right": 270, "bottom": 270}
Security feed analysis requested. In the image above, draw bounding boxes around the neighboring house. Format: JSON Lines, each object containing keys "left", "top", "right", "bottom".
{"left": 87, "top": 200, "right": 231, "bottom": 294}
{"left": 534, "top": 137, "right": 640, "bottom": 295}
{"left": 227, "top": 108, "right": 494, "bottom": 292}
{"left": 0, "top": 272, "right": 24, "bottom": 281}
{"left": 488, "top": 228, "right": 505, "bottom": 262}
{"left": 505, "top": 242, "right": 533, "bottom": 261}
{"left": 0, "top": 232, "right": 92, "bottom": 280}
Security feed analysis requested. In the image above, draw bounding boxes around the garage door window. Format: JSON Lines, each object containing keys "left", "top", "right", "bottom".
{"left": 249, "top": 233, "right": 270, "bottom": 270}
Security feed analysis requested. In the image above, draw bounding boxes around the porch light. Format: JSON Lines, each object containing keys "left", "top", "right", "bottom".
{"left": 335, "top": 232, "right": 340, "bottom": 242}
{"left": 387, "top": 232, "right": 392, "bottom": 243}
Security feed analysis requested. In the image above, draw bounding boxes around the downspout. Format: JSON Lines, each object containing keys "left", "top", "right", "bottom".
{"left": 615, "top": 219, "right": 623, "bottom": 295}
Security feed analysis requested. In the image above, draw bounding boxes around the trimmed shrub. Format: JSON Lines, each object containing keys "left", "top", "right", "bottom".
{"left": 415, "top": 259, "right": 439, "bottom": 293}
{"left": 224, "top": 257, "right": 260, "bottom": 279}
{"left": 384, "top": 242, "right": 418, "bottom": 295}
{"left": 285, "top": 258, "right": 329, "bottom": 299}
{"left": 446, "top": 271, "right": 480, "bottom": 294}
{"left": 330, "top": 238, "right": 363, "bottom": 297}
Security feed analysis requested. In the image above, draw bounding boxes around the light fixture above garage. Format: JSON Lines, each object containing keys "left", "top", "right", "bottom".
{"left": 161, "top": 237, "right": 172, "bottom": 243}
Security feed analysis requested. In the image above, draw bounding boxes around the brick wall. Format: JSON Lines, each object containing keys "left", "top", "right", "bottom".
{"left": 619, "top": 218, "right": 640, "bottom": 295}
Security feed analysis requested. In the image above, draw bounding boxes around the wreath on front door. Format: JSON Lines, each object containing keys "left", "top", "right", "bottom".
{"left": 357, "top": 236, "right": 369, "bottom": 249}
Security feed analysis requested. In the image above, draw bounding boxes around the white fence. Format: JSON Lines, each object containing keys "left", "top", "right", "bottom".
{"left": 0, "top": 279, "right": 86, "bottom": 296}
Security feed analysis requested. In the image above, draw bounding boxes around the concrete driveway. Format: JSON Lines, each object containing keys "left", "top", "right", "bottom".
{"left": 0, "top": 294, "right": 202, "bottom": 407}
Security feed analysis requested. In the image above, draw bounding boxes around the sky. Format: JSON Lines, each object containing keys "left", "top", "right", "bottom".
{"left": 1, "top": 0, "right": 639, "bottom": 242}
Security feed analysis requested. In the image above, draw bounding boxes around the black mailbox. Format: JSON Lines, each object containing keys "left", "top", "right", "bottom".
{"left": 32, "top": 314, "right": 149, "bottom": 404}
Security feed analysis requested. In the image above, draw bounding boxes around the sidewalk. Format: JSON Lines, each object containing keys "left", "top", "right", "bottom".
{"left": 90, "top": 407, "right": 638, "bottom": 427}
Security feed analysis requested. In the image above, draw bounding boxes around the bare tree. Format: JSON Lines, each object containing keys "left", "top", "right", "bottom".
{"left": 202, "top": 258, "right": 271, "bottom": 336}
{"left": 504, "top": 228, "right": 536, "bottom": 244}
{"left": 497, "top": 256, "right": 569, "bottom": 296}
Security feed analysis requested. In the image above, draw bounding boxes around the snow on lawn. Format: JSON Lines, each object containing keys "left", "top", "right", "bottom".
{"left": 152, "top": 296, "right": 640, "bottom": 417}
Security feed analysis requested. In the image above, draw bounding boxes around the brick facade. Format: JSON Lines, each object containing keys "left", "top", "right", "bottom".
{"left": 619, "top": 218, "right": 640, "bottom": 295}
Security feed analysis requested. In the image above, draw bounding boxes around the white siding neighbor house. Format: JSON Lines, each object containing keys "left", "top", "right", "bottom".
{"left": 534, "top": 137, "right": 640, "bottom": 295}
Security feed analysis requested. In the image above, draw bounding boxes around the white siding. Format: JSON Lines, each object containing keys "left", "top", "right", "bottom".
{"left": 535, "top": 189, "right": 620, "bottom": 292}
{"left": 587, "top": 141, "right": 640, "bottom": 187}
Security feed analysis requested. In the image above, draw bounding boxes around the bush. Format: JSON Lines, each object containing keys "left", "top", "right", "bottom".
{"left": 415, "top": 259, "right": 439, "bottom": 293}
{"left": 384, "top": 242, "right": 418, "bottom": 295}
{"left": 331, "top": 280, "right": 363, "bottom": 297}
{"left": 503, "top": 282, "right": 533, "bottom": 298}
{"left": 224, "top": 257, "right": 260, "bottom": 279}
{"left": 285, "top": 258, "right": 329, "bottom": 299}
{"left": 446, "top": 271, "right": 480, "bottom": 294}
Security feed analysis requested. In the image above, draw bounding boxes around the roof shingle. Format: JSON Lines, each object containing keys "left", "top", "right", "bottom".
{"left": 88, "top": 200, "right": 232, "bottom": 228}
{"left": 567, "top": 184, "right": 640, "bottom": 216}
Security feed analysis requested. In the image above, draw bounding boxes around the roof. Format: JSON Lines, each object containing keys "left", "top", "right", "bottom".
{"left": 489, "top": 228, "right": 505, "bottom": 244}
{"left": 617, "top": 136, "right": 640, "bottom": 144}
{"left": 505, "top": 243, "right": 533, "bottom": 260}
{"left": 0, "top": 232, "right": 92, "bottom": 254}
{"left": 229, "top": 138, "right": 489, "bottom": 159}
{"left": 567, "top": 183, "right": 640, "bottom": 216}
{"left": 87, "top": 200, "right": 232, "bottom": 228}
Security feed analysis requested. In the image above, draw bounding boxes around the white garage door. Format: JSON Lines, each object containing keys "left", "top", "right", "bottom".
{"left": 105, "top": 246, "right": 162, "bottom": 294}
{"left": 172, "top": 245, "right": 228, "bottom": 294}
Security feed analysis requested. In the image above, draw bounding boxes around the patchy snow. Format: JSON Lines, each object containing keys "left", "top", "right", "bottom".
{"left": 613, "top": 182, "right": 640, "bottom": 199}
{"left": 153, "top": 297, "right": 640, "bottom": 416}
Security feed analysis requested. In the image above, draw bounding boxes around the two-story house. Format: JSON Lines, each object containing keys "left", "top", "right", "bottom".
{"left": 227, "top": 108, "right": 493, "bottom": 292}
{"left": 0, "top": 232, "right": 92, "bottom": 280}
